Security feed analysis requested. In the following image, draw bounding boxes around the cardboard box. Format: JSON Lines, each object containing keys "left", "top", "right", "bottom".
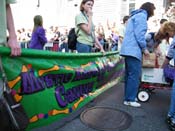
{"left": 141, "top": 68, "right": 168, "bottom": 84}
{"left": 142, "top": 53, "right": 156, "bottom": 68}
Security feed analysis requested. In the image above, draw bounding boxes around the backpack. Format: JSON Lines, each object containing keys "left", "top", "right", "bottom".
{"left": 67, "top": 28, "right": 77, "bottom": 50}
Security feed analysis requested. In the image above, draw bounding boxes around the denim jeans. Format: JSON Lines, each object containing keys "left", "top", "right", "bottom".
{"left": 59, "top": 42, "right": 69, "bottom": 52}
{"left": 111, "top": 44, "right": 118, "bottom": 51}
{"left": 124, "top": 56, "right": 141, "bottom": 101}
{"left": 76, "top": 42, "right": 92, "bottom": 53}
{"left": 168, "top": 81, "right": 175, "bottom": 122}
{"left": 167, "top": 50, "right": 175, "bottom": 122}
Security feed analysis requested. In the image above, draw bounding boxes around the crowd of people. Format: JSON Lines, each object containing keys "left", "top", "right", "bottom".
{"left": 2, "top": 0, "right": 175, "bottom": 131}
{"left": 14, "top": 2, "right": 175, "bottom": 53}
{"left": 16, "top": 19, "right": 128, "bottom": 53}
{"left": 14, "top": 0, "right": 130, "bottom": 53}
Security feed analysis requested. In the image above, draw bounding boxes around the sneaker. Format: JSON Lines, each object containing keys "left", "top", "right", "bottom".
{"left": 135, "top": 98, "right": 138, "bottom": 102}
{"left": 169, "top": 121, "right": 175, "bottom": 131}
{"left": 166, "top": 116, "right": 172, "bottom": 125}
{"left": 123, "top": 101, "right": 141, "bottom": 107}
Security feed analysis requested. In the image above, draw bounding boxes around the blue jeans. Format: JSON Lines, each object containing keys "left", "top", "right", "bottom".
{"left": 59, "top": 42, "right": 69, "bottom": 52}
{"left": 111, "top": 44, "right": 118, "bottom": 51}
{"left": 167, "top": 51, "right": 175, "bottom": 122}
{"left": 124, "top": 56, "right": 141, "bottom": 101}
{"left": 99, "top": 39, "right": 105, "bottom": 47}
{"left": 76, "top": 42, "right": 92, "bottom": 53}
{"left": 168, "top": 81, "right": 175, "bottom": 120}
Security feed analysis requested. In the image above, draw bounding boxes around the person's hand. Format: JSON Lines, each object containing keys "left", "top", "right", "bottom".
{"left": 87, "top": 8, "right": 93, "bottom": 17}
{"left": 7, "top": 37, "right": 21, "bottom": 56}
{"left": 161, "top": 58, "right": 170, "bottom": 68}
{"left": 143, "top": 49, "right": 150, "bottom": 58}
{"left": 100, "top": 48, "right": 105, "bottom": 52}
{"left": 154, "top": 47, "right": 162, "bottom": 57}
{"left": 100, "top": 47, "right": 105, "bottom": 56}
{"left": 100, "top": 48, "right": 105, "bottom": 56}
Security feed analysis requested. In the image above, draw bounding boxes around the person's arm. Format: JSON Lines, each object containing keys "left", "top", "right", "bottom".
{"left": 37, "top": 27, "right": 47, "bottom": 44}
{"left": 94, "top": 37, "right": 105, "bottom": 52}
{"left": 162, "top": 57, "right": 171, "bottom": 68}
{"left": 6, "top": 4, "right": 21, "bottom": 56}
{"left": 161, "top": 40, "right": 175, "bottom": 68}
{"left": 134, "top": 14, "right": 150, "bottom": 57}
{"left": 134, "top": 13, "right": 148, "bottom": 51}
{"left": 118, "top": 25, "right": 124, "bottom": 43}
{"left": 79, "top": 10, "right": 93, "bottom": 35}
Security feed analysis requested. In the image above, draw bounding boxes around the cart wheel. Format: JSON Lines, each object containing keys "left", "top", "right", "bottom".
{"left": 137, "top": 90, "right": 149, "bottom": 102}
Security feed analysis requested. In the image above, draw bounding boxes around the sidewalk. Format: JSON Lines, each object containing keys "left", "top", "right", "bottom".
{"left": 33, "top": 82, "right": 171, "bottom": 131}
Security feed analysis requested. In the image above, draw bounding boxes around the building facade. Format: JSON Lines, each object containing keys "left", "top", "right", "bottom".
{"left": 12, "top": 0, "right": 169, "bottom": 28}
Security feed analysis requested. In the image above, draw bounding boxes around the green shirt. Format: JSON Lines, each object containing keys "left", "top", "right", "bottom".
{"left": 75, "top": 12, "right": 95, "bottom": 46}
{"left": 0, "top": 0, "right": 16, "bottom": 46}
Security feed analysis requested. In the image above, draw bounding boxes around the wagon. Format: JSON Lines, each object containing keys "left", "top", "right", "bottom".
{"left": 137, "top": 68, "right": 171, "bottom": 102}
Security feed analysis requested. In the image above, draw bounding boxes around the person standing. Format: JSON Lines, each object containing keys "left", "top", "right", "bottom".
{"left": 120, "top": 2, "right": 155, "bottom": 107}
{"left": 158, "top": 19, "right": 170, "bottom": 57}
{"left": 75, "top": 0, "right": 104, "bottom": 53}
{"left": 155, "top": 21, "right": 175, "bottom": 131}
{"left": 0, "top": 1, "right": 21, "bottom": 130}
{"left": 118, "top": 15, "right": 129, "bottom": 50}
{"left": 145, "top": 19, "right": 168, "bottom": 53}
{"left": 0, "top": 0, "right": 21, "bottom": 56}
{"left": 29, "top": 15, "right": 47, "bottom": 50}
{"left": 0, "top": 0, "right": 21, "bottom": 96}
{"left": 110, "top": 29, "right": 119, "bottom": 51}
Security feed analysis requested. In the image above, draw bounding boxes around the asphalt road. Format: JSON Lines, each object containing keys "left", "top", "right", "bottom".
{"left": 33, "top": 82, "right": 171, "bottom": 131}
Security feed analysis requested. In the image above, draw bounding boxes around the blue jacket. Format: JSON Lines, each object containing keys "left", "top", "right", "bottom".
{"left": 145, "top": 32, "right": 156, "bottom": 52}
{"left": 120, "top": 9, "right": 148, "bottom": 61}
{"left": 167, "top": 36, "right": 175, "bottom": 60}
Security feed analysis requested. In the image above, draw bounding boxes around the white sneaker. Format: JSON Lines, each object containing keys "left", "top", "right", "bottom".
{"left": 123, "top": 101, "right": 141, "bottom": 107}
{"left": 135, "top": 98, "right": 138, "bottom": 102}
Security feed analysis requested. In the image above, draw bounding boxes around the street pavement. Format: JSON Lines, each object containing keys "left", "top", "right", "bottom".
{"left": 33, "top": 82, "right": 171, "bottom": 131}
